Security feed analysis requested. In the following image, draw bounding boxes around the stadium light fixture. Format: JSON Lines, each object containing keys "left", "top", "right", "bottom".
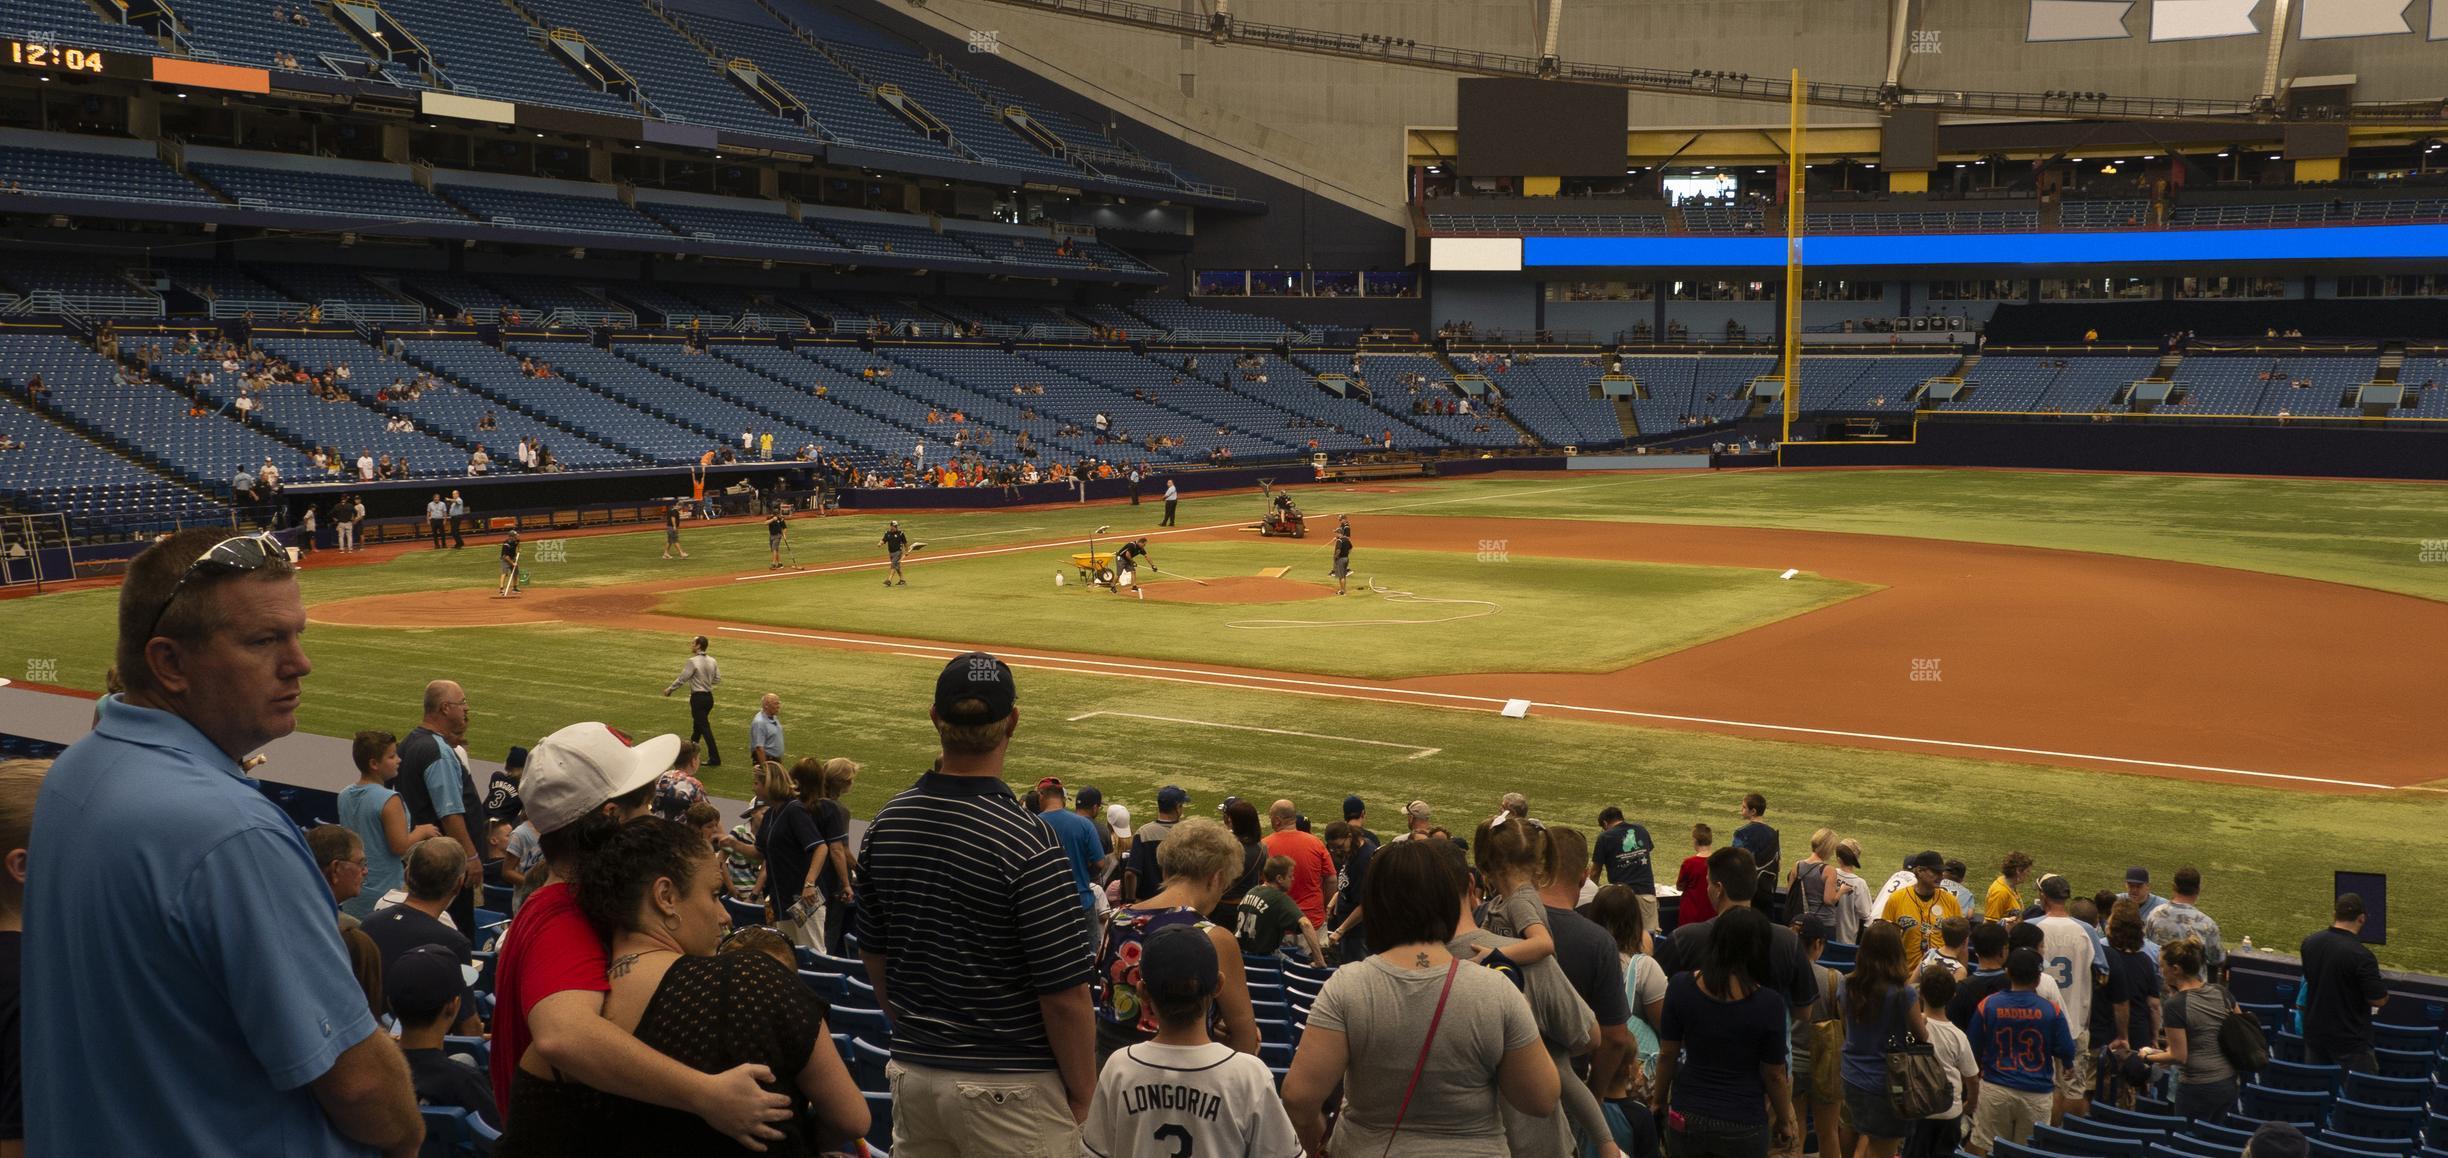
{"left": 2217, "top": 151, "right": 2230, "bottom": 157}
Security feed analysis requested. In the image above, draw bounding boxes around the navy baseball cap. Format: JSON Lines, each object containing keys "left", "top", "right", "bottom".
{"left": 1908, "top": 850, "right": 1944, "bottom": 871}
{"left": 1796, "top": 912, "right": 1834, "bottom": 945}
{"left": 1156, "top": 785, "right": 1188, "bottom": 810}
{"left": 2126, "top": 866, "right": 2151, "bottom": 885}
{"left": 2039, "top": 873, "right": 2073, "bottom": 900}
{"left": 1343, "top": 794, "right": 1365, "bottom": 820}
{"left": 504, "top": 744, "right": 529, "bottom": 771}
{"left": 384, "top": 944, "right": 465, "bottom": 1020}
{"left": 1076, "top": 786, "right": 1103, "bottom": 810}
{"left": 934, "top": 651, "right": 1017, "bottom": 726}
{"left": 1140, "top": 925, "right": 1220, "bottom": 1002}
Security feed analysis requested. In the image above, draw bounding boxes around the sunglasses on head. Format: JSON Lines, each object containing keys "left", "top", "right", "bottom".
{"left": 142, "top": 532, "right": 287, "bottom": 643}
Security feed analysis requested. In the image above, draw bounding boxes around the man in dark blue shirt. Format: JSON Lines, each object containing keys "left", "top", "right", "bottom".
{"left": 1322, "top": 820, "right": 1375, "bottom": 963}
{"left": 387, "top": 945, "right": 500, "bottom": 1130}
{"left": 1592, "top": 805, "right": 1658, "bottom": 933}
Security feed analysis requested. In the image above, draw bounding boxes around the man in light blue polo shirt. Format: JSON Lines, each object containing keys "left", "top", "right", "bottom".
{"left": 750, "top": 692, "right": 785, "bottom": 768}
{"left": 26, "top": 528, "right": 422, "bottom": 1155}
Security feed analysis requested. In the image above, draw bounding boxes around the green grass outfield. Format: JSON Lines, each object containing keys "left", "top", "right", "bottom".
{"left": 8, "top": 469, "right": 2446, "bottom": 970}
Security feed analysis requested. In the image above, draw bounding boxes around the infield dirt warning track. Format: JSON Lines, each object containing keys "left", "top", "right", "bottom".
{"left": 307, "top": 514, "right": 2448, "bottom": 794}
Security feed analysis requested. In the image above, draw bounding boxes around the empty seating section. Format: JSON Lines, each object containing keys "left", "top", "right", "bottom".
{"left": 2063, "top": 200, "right": 2152, "bottom": 229}
{"left": 2166, "top": 356, "right": 2376, "bottom": 417}
{"left": 1682, "top": 204, "right": 1765, "bottom": 233}
{"left": 683, "top": 15, "right": 957, "bottom": 160}
{"left": 157, "top": 344, "right": 464, "bottom": 475}
{"left": 309, "top": 336, "right": 633, "bottom": 471}
{"left": 0, "top": 261, "right": 159, "bottom": 315}
{"left": 244, "top": 265, "right": 425, "bottom": 318}
{"left": 954, "top": 231, "right": 1102, "bottom": 271}
{"left": 1070, "top": 304, "right": 1162, "bottom": 339}
{"left": 1424, "top": 212, "right": 1669, "bottom": 235}
{"left": 1490, "top": 358, "right": 1624, "bottom": 445}
{"left": 1621, "top": 355, "right": 1774, "bottom": 432}
{"left": 158, "top": 262, "right": 299, "bottom": 312}
{"left": 884, "top": 346, "right": 1282, "bottom": 462}
{"left": 823, "top": 44, "right": 1065, "bottom": 176}
{"left": 402, "top": 273, "right": 519, "bottom": 322}
{"left": 621, "top": 343, "right": 916, "bottom": 462}
{"left": 0, "top": 391, "right": 224, "bottom": 533}
{"left": 1130, "top": 300, "right": 1305, "bottom": 341}
{"left": 366, "top": 0, "right": 633, "bottom": 114}
{"left": 1203, "top": 353, "right": 1442, "bottom": 451}
{"left": 606, "top": 284, "right": 728, "bottom": 327}
{"left": 1025, "top": 348, "right": 1364, "bottom": 453}
{"left": 433, "top": 184, "right": 676, "bottom": 239}
{"left": 1338, "top": 353, "right": 1515, "bottom": 447}
{"left": 189, "top": 163, "right": 469, "bottom": 222}
{"left": 638, "top": 202, "right": 849, "bottom": 254}
{"left": 0, "top": 146, "right": 219, "bottom": 204}
{"left": 1939, "top": 356, "right": 2058, "bottom": 411}
{"left": 2401, "top": 358, "right": 2448, "bottom": 418}
{"left": 173, "top": 0, "right": 373, "bottom": 74}
{"left": 515, "top": 342, "right": 825, "bottom": 456}
{"left": 794, "top": 345, "right": 1101, "bottom": 462}
{"left": 1798, "top": 356, "right": 1957, "bottom": 413}
{"left": 403, "top": 340, "right": 703, "bottom": 463}
{"left": 788, "top": 292, "right": 942, "bottom": 333}
{"left": 0, "top": 0, "right": 165, "bottom": 52}
{"left": 1805, "top": 208, "right": 2039, "bottom": 234}
{"left": 2171, "top": 198, "right": 2448, "bottom": 228}
{"left": 816, "top": 217, "right": 980, "bottom": 264}
{"left": 478, "top": 276, "right": 634, "bottom": 326}
{"left": 516, "top": 0, "right": 802, "bottom": 138}
{"left": 2032, "top": 356, "right": 2160, "bottom": 411}
{"left": 0, "top": 334, "right": 312, "bottom": 490}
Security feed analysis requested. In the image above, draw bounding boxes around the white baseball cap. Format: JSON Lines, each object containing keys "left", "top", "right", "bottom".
{"left": 1107, "top": 803, "right": 1134, "bottom": 839}
{"left": 523, "top": 722, "right": 683, "bottom": 835}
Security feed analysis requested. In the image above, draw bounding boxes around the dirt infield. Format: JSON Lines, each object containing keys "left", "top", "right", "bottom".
{"left": 1139, "top": 575, "right": 1335, "bottom": 604}
{"left": 302, "top": 514, "right": 2448, "bottom": 793}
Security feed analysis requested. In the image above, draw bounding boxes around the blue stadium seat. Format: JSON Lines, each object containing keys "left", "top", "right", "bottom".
{"left": 442, "top": 1035, "right": 490, "bottom": 1070}
{"left": 829, "top": 1004, "right": 889, "bottom": 1041}
{"left": 2161, "top": 1134, "right": 2236, "bottom": 1158}
{"left": 2380, "top": 1050, "right": 2435, "bottom": 1079}
{"left": 418, "top": 1107, "right": 471, "bottom": 1157}
{"left": 2033, "top": 1122, "right": 2148, "bottom": 1158}
{"left": 865, "top": 1090, "right": 893, "bottom": 1152}
{"left": 2333, "top": 1099, "right": 2431, "bottom": 1142}
{"left": 2241, "top": 1082, "right": 2331, "bottom": 1128}
{"left": 2093, "top": 1105, "right": 2190, "bottom": 1134}
{"left": 847, "top": 1036, "right": 891, "bottom": 1093}
{"left": 2310, "top": 1139, "right": 2415, "bottom": 1158}
{"left": 2266, "top": 1060, "right": 2347, "bottom": 1093}
{"left": 2344, "top": 1072, "right": 2434, "bottom": 1108}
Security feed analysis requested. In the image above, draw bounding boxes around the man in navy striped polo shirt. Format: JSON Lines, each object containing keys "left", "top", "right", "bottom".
{"left": 855, "top": 651, "right": 1098, "bottom": 1156}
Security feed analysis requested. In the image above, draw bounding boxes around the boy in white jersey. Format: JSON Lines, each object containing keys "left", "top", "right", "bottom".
{"left": 1085, "top": 924, "right": 1300, "bottom": 1158}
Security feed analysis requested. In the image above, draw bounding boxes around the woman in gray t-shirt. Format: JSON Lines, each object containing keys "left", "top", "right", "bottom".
{"left": 1282, "top": 840, "right": 1558, "bottom": 1156}
{"left": 2141, "top": 936, "right": 2236, "bottom": 1120}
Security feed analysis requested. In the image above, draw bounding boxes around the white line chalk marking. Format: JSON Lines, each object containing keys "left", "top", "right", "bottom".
{"left": 1066, "top": 710, "right": 1441, "bottom": 759}
{"left": 715, "top": 625, "right": 2439, "bottom": 792}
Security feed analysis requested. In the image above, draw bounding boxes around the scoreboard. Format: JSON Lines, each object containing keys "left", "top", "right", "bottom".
{"left": 4, "top": 38, "right": 150, "bottom": 79}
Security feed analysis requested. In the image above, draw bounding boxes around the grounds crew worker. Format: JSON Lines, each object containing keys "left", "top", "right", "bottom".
{"left": 766, "top": 510, "right": 788, "bottom": 570}
{"left": 882, "top": 521, "right": 909, "bottom": 586}
{"left": 1112, "top": 537, "right": 1152, "bottom": 594}
{"left": 1331, "top": 515, "right": 1352, "bottom": 595}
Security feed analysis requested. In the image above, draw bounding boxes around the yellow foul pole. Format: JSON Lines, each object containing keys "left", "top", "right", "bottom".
{"left": 1781, "top": 68, "right": 1804, "bottom": 454}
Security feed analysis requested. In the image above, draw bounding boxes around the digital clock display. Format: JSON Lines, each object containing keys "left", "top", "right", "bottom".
{"left": 5, "top": 38, "right": 133, "bottom": 77}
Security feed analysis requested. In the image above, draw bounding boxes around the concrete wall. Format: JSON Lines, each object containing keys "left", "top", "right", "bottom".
{"left": 1911, "top": 0, "right": 2444, "bottom": 103}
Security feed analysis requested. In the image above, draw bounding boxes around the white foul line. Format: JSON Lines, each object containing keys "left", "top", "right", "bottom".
{"left": 1067, "top": 710, "right": 1441, "bottom": 759}
{"left": 714, "top": 625, "right": 2439, "bottom": 793}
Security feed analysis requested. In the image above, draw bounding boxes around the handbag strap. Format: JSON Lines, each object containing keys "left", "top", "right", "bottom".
{"left": 1384, "top": 958, "right": 1461, "bottom": 1158}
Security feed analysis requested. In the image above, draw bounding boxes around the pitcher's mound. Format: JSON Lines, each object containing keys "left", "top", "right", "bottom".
{"left": 1142, "top": 575, "right": 1336, "bottom": 605}
{"left": 311, "top": 588, "right": 561, "bottom": 628}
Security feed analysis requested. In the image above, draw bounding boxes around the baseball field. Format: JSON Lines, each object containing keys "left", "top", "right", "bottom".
{"left": 8, "top": 467, "right": 2447, "bottom": 969}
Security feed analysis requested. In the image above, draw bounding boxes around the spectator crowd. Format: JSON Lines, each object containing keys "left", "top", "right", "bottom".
{"left": 0, "top": 527, "right": 2410, "bottom": 1157}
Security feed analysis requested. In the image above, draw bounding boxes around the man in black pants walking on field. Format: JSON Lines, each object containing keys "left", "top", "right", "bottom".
{"left": 663, "top": 634, "right": 723, "bottom": 767}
